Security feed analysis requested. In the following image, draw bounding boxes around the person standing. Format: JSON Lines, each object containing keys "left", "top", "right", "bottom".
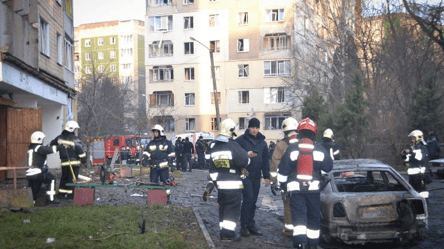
{"left": 426, "top": 131, "right": 441, "bottom": 166}
{"left": 196, "top": 136, "right": 207, "bottom": 169}
{"left": 278, "top": 118, "right": 333, "bottom": 249}
{"left": 207, "top": 119, "right": 249, "bottom": 241}
{"left": 182, "top": 137, "right": 194, "bottom": 172}
{"left": 268, "top": 141, "right": 276, "bottom": 159}
{"left": 269, "top": 117, "right": 298, "bottom": 237}
{"left": 50, "top": 120, "right": 87, "bottom": 199}
{"left": 319, "top": 128, "right": 341, "bottom": 160}
{"left": 401, "top": 130, "right": 429, "bottom": 199}
{"left": 175, "top": 137, "right": 183, "bottom": 170}
{"left": 120, "top": 147, "right": 129, "bottom": 165}
{"left": 235, "top": 117, "right": 270, "bottom": 237}
{"left": 145, "top": 124, "right": 174, "bottom": 185}
{"left": 26, "top": 131, "right": 64, "bottom": 205}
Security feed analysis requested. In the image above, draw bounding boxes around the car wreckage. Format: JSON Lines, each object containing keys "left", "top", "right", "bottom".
{"left": 320, "top": 159, "right": 428, "bottom": 245}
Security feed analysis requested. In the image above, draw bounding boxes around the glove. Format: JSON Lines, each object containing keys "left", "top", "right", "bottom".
{"left": 270, "top": 182, "right": 278, "bottom": 196}
{"left": 240, "top": 168, "right": 249, "bottom": 179}
{"left": 203, "top": 181, "right": 215, "bottom": 202}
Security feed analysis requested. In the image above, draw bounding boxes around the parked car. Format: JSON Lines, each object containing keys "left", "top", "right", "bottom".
{"left": 320, "top": 159, "right": 428, "bottom": 245}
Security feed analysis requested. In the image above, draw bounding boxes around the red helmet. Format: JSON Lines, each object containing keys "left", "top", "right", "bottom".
{"left": 297, "top": 118, "right": 317, "bottom": 134}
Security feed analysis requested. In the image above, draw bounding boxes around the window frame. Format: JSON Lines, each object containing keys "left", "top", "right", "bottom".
{"left": 185, "top": 93, "right": 195, "bottom": 106}
{"left": 264, "top": 60, "right": 290, "bottom": 77}
{"left": 184, "top": 16, "right": 194, "bottom": 29}
{"left": 183, "top": 0, "right": 194, "bottom": 5}
{"left": 238, "top": 12, "right": 248, "bottom": 26}
{"left": 264, "top": 115, "right": 289, "bottom": 130}
{"left": 209, "top": 14, "right": 219, "bottom": 27}
{"left": 184, "top": 67, "right": 195, "bottom": 81}
{"left": 39, "top": 18, "right": 50, "bottom": 56}
{"left": 149, "top": 15, "right": 173, "bottom": 32}
{"left": 111, "top": 64, "right": 117, "bottom": 72}
{"left": 98, "top": 38, "right": 104, "bottom": 46}
{"left": 150, "top": 66, "right": 174, "bottom": 82}
{"left": 85, "top": 39, "right": 91, "bottom": 47}
{"left": 64, "top": 38, "right": 73, "bottom": 71}
{"left": 211, "top": 117, "right": 221, "bottom": 131}
{"left": 238, "top": 90, "right": 249, "bottom": 104}
{"left": 238, "top": 64, "right": 249, "bottom": 78}
{"left": 110, "top": 37, "right": 116, "bottom": 44}
{"left": 266, "top": 9, "right": 285, "bottom": 22}
{"left": 110, "top": 50, "right": 116, "bottom": 59}
{"left": 185, "top": 118, "right": 196, "bottom": 131}
{"left": 57, "top": 33, "right": 63, "bottom": 65}
{"left": 85, "top": 53, "right": 91, "bottom": 60}
{"left": 237, "top": 39, "right": 249, "bottom": 52}
{"left": 210, "top": 40, "right": 220, "bottom": 53}
{"left": 184, "top": 42, "right": 194, "bottom": 55}
{"left": 98, "top": 51, "right": 104, "bottom": 60}
{"left": 238, "top": 117, "right": 249, "bottom": 130}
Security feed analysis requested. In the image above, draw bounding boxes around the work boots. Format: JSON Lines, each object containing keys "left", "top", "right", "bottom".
{"left": 240, "top": 225, "right": 250, "bottom": 237}
{"left": 220, "top": 229, "right": 241, "bottom": 242}
{"left": 248, "top": 225, "right": 263, "bottom": 236}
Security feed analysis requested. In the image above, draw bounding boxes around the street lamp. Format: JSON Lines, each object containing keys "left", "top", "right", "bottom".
{"left": 190, "top": 37, "right": 220, "bottom": 130}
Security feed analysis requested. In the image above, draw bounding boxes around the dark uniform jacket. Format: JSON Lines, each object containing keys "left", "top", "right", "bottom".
{"left": 319, "top": 137, "right": 341, "bottom": 160}
{"left": 235, "top": 129, "right": 270, "bottom": 180}
{"left": 426, "top": 135, "right": 441, "bottom": 160}
{"left": 196, "top": 140, "right": 206, "bottom": 154}
{"left": 207, "top": 137, "right": 249, "bottom": 189}
{"left": 278, "top": 141, "right": 333, "bottom": 194}
{"left": 50, "top": 130, "right": 86, "bottom": 166}
{"left": 183, "top": 140, "right": 194, "bottom": 154}
{"left": 175, "top": 141, "right": 183, "bottom": 156}
{"left": 402, "top": 143, "right": 428, "bottom": 175}
{"left": 26, "top": 144, "right": 63, "bottom": 176}
{"left": 145, "top": 136, "right": 174, "bottom": 169}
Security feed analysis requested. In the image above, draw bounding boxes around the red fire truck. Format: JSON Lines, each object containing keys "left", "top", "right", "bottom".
{"left": 90, "top": 135, "right": 140, "bottom": 165}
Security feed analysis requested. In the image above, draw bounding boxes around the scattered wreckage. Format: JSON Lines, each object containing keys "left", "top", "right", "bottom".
{"left": 320, "top": 159, "right": 428, "bottom": 245}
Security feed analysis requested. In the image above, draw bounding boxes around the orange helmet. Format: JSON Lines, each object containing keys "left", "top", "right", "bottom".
{"left": 297, "top": 118, "right": 317, "bottom": 134}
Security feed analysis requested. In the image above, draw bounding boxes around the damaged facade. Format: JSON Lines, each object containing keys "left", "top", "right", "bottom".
{"left": 0, "top": 0, "right": 76, "bottom": 179}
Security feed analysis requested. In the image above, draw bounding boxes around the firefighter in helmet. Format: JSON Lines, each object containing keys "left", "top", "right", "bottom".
{"left": 270, "top": 117, "right": 298, "bottom": 237}
{"left": 50, "top": 120, "right": 87, "bottom": 199}
{"left": 206, "top": 118, "right": 249, "bottom": 241}
{"left": 278, "top": 118, "right": 333, "bottom": 249}
{"left": 144, "top": 124, "right": 175, "bottom": 198}
{"left": 319, "top": 128, "right": 341, "bottom": 160}
{"left": 401, "top": 130, "right": 429, "bottom": 199}
{"left": 26, "top": 131, "right": 65, "bottom": 205}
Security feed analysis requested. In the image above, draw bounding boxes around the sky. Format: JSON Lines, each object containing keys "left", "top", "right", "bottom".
{"left": 73, "top": 0, "right": 146, "bottom": 27}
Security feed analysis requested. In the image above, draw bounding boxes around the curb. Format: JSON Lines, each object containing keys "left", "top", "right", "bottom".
{"left": 193, "top": 207, "right": 215, "bottom": 249}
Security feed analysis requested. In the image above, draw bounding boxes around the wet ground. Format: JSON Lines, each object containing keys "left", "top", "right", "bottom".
{"left": 2, "top": 166, "right": 444, "bottom": 249}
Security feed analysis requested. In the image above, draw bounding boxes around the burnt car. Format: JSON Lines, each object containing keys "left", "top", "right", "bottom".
{"left": 320, "top": 159, "right": 428, "bottom": 245}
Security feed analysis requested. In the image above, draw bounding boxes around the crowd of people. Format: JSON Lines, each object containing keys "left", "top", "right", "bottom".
{"left": 24, "top": 117, "right": 440, "bottom": 249}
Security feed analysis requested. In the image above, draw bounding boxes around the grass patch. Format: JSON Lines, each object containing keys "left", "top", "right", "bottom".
{"left": 0, "top": 204, "right": 207, "bottom": 248}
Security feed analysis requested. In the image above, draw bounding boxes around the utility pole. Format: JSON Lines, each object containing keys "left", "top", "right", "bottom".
{"left": 190, "top": 37, "right": 220, "bottom": 130}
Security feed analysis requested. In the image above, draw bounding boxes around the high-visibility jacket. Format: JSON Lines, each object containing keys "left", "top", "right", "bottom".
{"left": 26, "top": 143, "right": 63, "bottom": 176}
{"left": 50, "top": 130, "right": 86, "bottom": 166}
{"left": 145, "top": 136, "right": 174, "bottom": 169}
{"left": 402, "top": 143, "right": 428, "bottom": 175}
{"left": 207, "top": 136, "right": 249, "bottom": 190}
{"left": 278, "top": 140, "right": 333, "bottom": 193}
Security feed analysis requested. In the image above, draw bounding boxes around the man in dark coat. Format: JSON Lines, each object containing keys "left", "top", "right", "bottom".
{"left": 175, "top": 137, "right": 183, "bottom": 170}
{"left": 182, "top": 137, "right": 194, "bottom": 172}
{"left": 196, "top": 136, "right": 207, "bottom": 169}
{"left": 235, "top": 117, "right": 270, "bottom": 236}
{"left": 427, "top": 131, "right": 441, "bottom": 166}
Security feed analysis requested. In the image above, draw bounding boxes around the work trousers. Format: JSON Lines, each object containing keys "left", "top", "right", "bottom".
{"left": 290, "top": 192, "right": 321, "bottom": 247}
{"left": 151, "top": 168, "right": 169, "bottom": 184}
{"left": 27, "top": 172, "right": 57, "bottom": 201}
{"left": 218, "top": 188, "right": 242, "bottom": 232}
{"left": 182, "top": 153, "right": 192, "bottom": 171}
{"left": 409, "top": 173, "right": 428, "bottom": 198}
{"left": 240, "top": 177, "right": 261, "bottom": 227}
{"left": 282, "top": 192, "right": 293, "bottom": 231}
{"left": 59, "top": 165, "right": 80, "bottom": 196}
{"left": 198, "top": 153, "right": 206, "bottom": 169}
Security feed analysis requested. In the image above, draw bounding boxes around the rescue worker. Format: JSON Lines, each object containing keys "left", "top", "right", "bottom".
{"left": 235, "top": 117, "right": 270, "bottom": 237}
{"left": 144, "top": 124, "right": 174, "bottom": 187}
{"left": 182, "top": 137, "right": 194, "bottom": 172}
{"left": 207, "top": 119, "right": 249, "bottom": 241}
{"left": 269, "top": 141, "right": 276, "bottom": 159}
{"left": 175, "top": 137, "right": 183, "bottom": 170}
{"left": 50, "top": 120, "right": 87, "bottom": 199}
{"left": 401, "top": 130, "right": 429, "bottom": 199}
{"left": 270, "top": 117, "right": 298, "bottom": 237}
{"left": 319, "top": 128, "right": 341, "bottom": 160}
{"left": 278, "top": 118, "right": 333, "bottom": 249}
{"left": 426, "top": 131, "right": 441, "bottom": 166}
{"left": 120, "top": 147, "right": 129, "bottom": 165}
{"left": 196, "top": 136, "right": 207, "bottom": 169}
{"left": 26, "top": 131, "right": 65, "bottom": 205}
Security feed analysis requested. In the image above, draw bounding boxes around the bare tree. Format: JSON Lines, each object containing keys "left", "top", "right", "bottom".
{"left": 77, "top": 52, "right": 133, "bottom": 167}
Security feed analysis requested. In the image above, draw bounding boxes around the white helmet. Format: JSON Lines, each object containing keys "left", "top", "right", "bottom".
{"left": 323, "top": 128, "right": 334, "bottom": 139}
{"left": 64, "top": 120, "right": 80, "bottom": 132}
{"left": 282, "top": 117, "right": 298, "bottom": 132}
{"left": 219, "top": 119, "right": 237, "bottom": 137}
{"left": 31, "top": 131, "right": 46, "bottom": 144}
{"left": 152, "top": 124, "right": 165, "bottom": 136}
{"left": 408, "top": 130, "right": 424, "bottom": 144}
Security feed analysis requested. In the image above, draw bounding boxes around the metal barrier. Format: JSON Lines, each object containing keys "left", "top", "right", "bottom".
{"left": 0, "top": 167, "right": 29, "bottom": 189}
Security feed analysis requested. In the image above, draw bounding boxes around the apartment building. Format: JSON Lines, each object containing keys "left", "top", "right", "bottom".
{"left": 74, "top": 20, "right": 145, "bottom": 110}
{"left": 0, "top": 0, "right": 76, "bottom": 178}
{"left": 145, "top": 0, "right": 298, "bottom": 141}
